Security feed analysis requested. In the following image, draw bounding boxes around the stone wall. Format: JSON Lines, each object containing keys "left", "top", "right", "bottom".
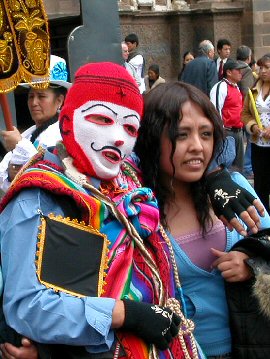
{"left": 120, "top": 4, "right": 243, "bottom": 80}
{"left": 42, "top": 0, "right": 270, "bottom": 79}
{"left": 121, "top": 12, "right": 191, "bottom": 80}
{"left": 44, "top": 0, "right": 80, "bottom": 17}
{"left": 252, "top": 0, "right": 270, "bottom": 58}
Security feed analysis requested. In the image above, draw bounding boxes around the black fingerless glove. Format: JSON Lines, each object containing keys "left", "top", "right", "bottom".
{"left": 122, "top": 300, "right": 180, "bottom": 350}
{"left": 206, "top": 168, "right": 256, "bottom": 221}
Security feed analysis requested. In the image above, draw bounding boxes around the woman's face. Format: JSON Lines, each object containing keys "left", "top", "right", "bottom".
{"left": 160, "top": 100, "right": 214, "bottom": 185}
{"left": 28, "top": 88, "right": 63, "bottom": 126}
{"left": 148, "top": 70, "right": 158, "bottom": 81}
{"left": 259, "top": 60, "right": 270, "bottom": 82}
{"left": 184, "top": 53, "right": 194, "bottom": 65}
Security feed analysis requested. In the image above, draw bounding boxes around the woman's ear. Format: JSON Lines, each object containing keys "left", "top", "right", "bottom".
{"left": 59, "top": 95, "right": 65, "bottom": 107}
{"left": 57, "top": 94, "right": 65, "bottom": 110}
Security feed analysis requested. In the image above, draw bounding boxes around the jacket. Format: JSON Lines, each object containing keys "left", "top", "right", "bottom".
{"left": 181, "top": 55, "right": 218, "bottom": 96}
{"left": 241, "top": 79, "right": 270, "bottom": 147}
{"left": 144, "top": 75, "right": 165, "bottom": 94}
{"left": 0, "top": 149, "right": 189, "bottom": 359}
{"left": 210, "top": 80, "right": 243, "bottom": 128}
{"left": 226, "top": 228, "right": 270, "bottom": 359}
{"left": 237, "top": 61, "right": 255, "bottom": 97}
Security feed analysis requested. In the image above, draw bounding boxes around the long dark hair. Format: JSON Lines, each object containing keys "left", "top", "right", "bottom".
{"left": 30, "top": 86, "right": 67, "bottom": 144}
{"left": 135, "top": 81, "right": 224, "bottom": 232}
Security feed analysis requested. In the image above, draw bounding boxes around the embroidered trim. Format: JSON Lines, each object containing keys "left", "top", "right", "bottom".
{"left": 0, "top": 1, "right": 50, "bottom": 92}
{"left": 36, "top": 213, "right": 110, "bottom": 297}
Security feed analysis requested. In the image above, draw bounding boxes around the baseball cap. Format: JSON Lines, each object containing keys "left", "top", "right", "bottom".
{"left": 223, "top": 59, "right": 248, "bottom": 74}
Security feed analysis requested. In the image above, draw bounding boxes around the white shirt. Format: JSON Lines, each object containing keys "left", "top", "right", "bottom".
{"left": 128, "top": 54, "right": 146, "bottom": 93}
{"left": 0, "top": 121, "right": 62, "bottom": 192}
{"left": 216, "top": 57, "right": 228, "bottom": 71}
{"left": 254, "top": 90, "right": 270, "bottom": 147}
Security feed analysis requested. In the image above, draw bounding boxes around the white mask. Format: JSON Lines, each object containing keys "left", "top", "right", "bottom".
{"left": 73, "top": 101, "right": 140, "bottom": 179}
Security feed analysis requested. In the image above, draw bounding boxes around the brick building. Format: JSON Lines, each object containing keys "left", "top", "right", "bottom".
{"left": 1, "top": 0, "right": 270, "bottom": 130}
{"left": 43, "top": 0, "right": 270, "bottom": 80}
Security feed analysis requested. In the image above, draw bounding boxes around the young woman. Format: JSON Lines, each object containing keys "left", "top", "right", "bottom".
{"left": 242, "top": 53, "right": 270, "bottom": 214}
{"left": 135, "top": 82, "right": 270, "bottom": 358}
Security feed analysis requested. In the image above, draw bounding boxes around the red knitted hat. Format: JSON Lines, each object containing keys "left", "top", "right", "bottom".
{"left": 60, "top": 62, "right": 143, "bottom": 176}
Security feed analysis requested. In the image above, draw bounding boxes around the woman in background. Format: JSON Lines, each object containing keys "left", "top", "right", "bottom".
{"left": 0, "top": 55, "right": 71, "bottom": 192}
{"left": 242, "top": 53, "right": 270, "bottom": 214}
{"left": 178, "top": 51, "right": 195, "bottom": 80}
{"left": 144, "top": 64, "right": 165, "bottom": 94}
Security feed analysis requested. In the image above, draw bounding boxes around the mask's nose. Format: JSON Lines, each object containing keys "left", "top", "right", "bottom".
{"left": 115, "top": 140, "right": 124, "bottom": 147}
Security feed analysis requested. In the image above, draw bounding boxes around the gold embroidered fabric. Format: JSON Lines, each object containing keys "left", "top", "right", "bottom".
{"left": 36, "top": 214, "right": 110, "bottom": 298}
{"left": 0, "top": 0, "right": 50, "bottom": 93}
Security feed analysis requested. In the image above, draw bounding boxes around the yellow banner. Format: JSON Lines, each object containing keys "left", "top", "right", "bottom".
{"left": 0, "top": 0, "right": 50, "bottom": 93}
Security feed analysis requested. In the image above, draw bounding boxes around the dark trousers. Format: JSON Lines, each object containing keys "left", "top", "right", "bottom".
{"left": 251, "top": 143, "right": 270, "bottom": 214}
{"left": 224, "top": 129, "right": 244, "bottom": 172}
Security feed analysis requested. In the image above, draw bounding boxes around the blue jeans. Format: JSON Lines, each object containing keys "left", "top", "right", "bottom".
{"left": 243, "top": 131, "right": 253, "bottom": 174}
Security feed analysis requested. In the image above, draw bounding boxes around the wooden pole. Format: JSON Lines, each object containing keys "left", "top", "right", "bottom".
{"left": 0, "top": 94, "right": 13, "bottom": 131}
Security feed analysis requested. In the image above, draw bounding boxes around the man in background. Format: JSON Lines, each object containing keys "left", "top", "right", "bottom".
{"left": 181, "top": 39, "right": 218, "bottom": 96}
{"left": 215, "top": 38, "right": 232, "bottom": 80}
{"left": 124, "top": 33, "right": 145, "bottom": 93}
{"left": 210, "top": 59, "right": 246, "bottom": 171}
{"left": 236, "top": 45, "right": 254, "bottom": 96}
{"left": 236, "top": 45, "right": 255, "bottom": 179}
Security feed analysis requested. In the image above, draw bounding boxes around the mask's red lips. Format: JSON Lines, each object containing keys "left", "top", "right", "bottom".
{"left": 102, "top": 150, "right": 121, "bottom": 163}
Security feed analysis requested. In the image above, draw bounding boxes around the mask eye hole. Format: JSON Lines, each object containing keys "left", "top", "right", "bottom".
{"left": 124, "top": 124, "right": 138, "bottom": 137}
{"left": 84, "top": 115, "right": 114, "bottom": 125}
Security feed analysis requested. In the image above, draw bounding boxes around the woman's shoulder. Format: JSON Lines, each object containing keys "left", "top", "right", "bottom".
{"left": 157, "top": 76, "right": 166, "bottom": 84}
{"left": 37, "top": 121, "right": 61, "bottom": 145}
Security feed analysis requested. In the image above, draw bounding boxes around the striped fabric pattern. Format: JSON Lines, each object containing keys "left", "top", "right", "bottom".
{"left": 1, "top": 151, "right": 203, "bottom": 358}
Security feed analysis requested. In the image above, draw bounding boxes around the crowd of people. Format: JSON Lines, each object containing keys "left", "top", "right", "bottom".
{"left": 0, "top": 33, "right": 270, "bottom": 359}
{"left": 180, "top": 38, "right": 270, "bottom": 216}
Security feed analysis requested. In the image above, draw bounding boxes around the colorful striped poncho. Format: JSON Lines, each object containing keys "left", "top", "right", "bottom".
{"left": 0, "top": 149, "right": 204, "bottom": 359}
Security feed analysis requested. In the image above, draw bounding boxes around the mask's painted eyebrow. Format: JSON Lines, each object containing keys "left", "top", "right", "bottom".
{"left": 81, "top": 104, "right": 117, "bottom": 116}
{"left": 124, "top": 114, "right": 140, "bottom": 121}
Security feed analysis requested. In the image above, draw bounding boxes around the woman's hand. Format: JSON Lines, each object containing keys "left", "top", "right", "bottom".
{"left": 262, "top": 125, "right": 270, "bottom": 139}
{"left": 0, "top": 127, "right": 22, "bottom": 152}
{"left": 206, "top": 168, "right": 264, "bottom": 236}
{"left": 251, "top": 124, "right": 262, "bottom": 136}
{"left": 0, "top": 338, "right": 38, "bottom": 359}
{"left": 211, "top": 248, "right": 252, "bottom": 282}
{"left": 219, "top": 197, "right": 264, "bottom": 236}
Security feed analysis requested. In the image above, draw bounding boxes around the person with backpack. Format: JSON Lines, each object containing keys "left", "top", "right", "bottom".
{"left": 210, "top": 59, "right": 247, "bottom": 172}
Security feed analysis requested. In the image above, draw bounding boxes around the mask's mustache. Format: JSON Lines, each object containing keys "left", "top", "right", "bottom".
{"left": 91, "top": 143, "right": 124, "bottom": 159}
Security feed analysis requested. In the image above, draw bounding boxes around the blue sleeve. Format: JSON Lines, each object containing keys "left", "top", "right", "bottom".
{"left": 231, "top": 172, "right": 270, "bottom": 229}
{"left": 207, "top": 136, "right": 236, "bottom": 173}
{"left": 0, "top": 189, "right": 115, "bottom": 353}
